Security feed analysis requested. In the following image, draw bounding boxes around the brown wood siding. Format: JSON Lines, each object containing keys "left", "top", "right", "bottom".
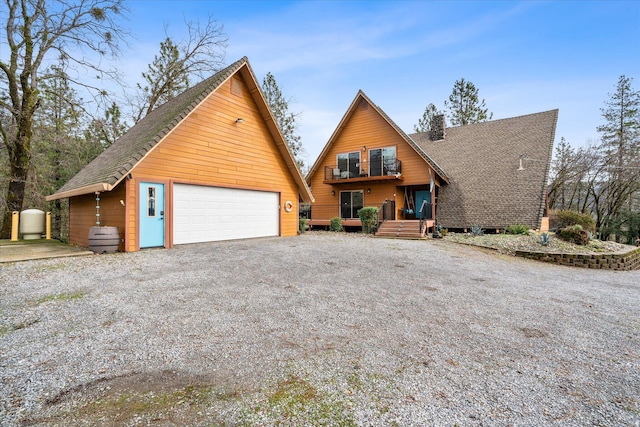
{"left": 130, "top": 74, "right": 300, "bottom": 244}
{"left": 309, "top": 101, "right": 433, "bottom": 221}
{"left": 69, "top": 183, "right": 126, "bottom": 251}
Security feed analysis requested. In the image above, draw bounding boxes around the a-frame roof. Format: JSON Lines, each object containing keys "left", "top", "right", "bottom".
{"left": 47, "top": 57, "right": 313, "bottom": 202}
{"left": 306, "top": 90, "right": 449, "bottom": 184}
{"left": 412, "top": 109, "right": 559, "bottom": 229}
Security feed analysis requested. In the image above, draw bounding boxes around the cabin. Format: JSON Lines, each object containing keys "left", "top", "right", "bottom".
{"left": 306, "top": 90, "right": 558, "bottom": 237}
{"left": 305, "top": 91, "right": 449, "bottom": 238}
{"left": 47, "top": 57, "right": 313, "bottom": 252}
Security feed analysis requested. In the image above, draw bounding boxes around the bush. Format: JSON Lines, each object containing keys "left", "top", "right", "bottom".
{"left": 507, "top": 224, "right": 530, "bottom": 235}
{"left": 470, "top": 225, "right": 484, "bottom": 236}
{"left": 549, "top": 210, "right": 595, "bottom": 234}
{"left": 298, "top": 218, "right": 308, "bottom": 234}
{"left": 540, "top": 232, "right": 551, "bottom": 246}
{"left": 329, "top": 217, "right": 343, "bottom": 232}
{"left": 557, "top": 225, "right": 589, "bottom": 246}
{"left": 357, "top": 207, "right": 379, "bottom": 234}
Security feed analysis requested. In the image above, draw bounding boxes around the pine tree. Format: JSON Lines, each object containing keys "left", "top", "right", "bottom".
{"left": 134, "top": 38, "right": 189, "bottom": 121}
{"left": 261, "top": 72, "right": 304, "bottom": 171}
{"left": 132, "top": 17, "right": 227, "bottom": 122}
{"left": 444, "top": 78, "right": 493, "bottom": 126}
{"left": 593, "top": 75, "right": 640, "bottom": 241}
{"left": 414, "top": 103, "right": 442, "bottom": 133}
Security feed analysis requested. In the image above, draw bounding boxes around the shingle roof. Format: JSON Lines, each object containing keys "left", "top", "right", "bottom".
{"left": 411, "top": 109, "right": 558, "bottom": 230}
{"left": 306, "top": 90, "right": 449, "bottom": 184}
{"left": 47, "top": 57, "right": 313, "bottom": 202}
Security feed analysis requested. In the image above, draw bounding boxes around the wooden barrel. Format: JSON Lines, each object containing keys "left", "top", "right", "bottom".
{"left": 88, "top": 226, "right": 120, "bottom": 253}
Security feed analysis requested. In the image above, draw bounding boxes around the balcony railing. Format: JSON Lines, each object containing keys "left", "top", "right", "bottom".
{"left": 323, "top": 159, "right": 402, "bottom": 182}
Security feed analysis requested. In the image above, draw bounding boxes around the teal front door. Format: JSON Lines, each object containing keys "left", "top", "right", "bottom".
{"left": 415, "top": 190, "right": 432, "bottom": 219}
{"left": 140, "top": 182, "right": 165, "bottom": 248}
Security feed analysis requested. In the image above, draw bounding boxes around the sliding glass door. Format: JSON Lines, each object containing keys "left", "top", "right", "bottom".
{"left": 340, "top": 190, "right": 363, "bottom": 219}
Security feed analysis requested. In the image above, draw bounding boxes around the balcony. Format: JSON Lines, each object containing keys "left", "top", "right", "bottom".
{"left": 323, "top": 159, "right": 402, "bottom": 184}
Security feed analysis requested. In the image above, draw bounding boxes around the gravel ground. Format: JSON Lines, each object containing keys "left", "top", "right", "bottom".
{"left": 1, "top": 232, "right": 639, "bottom": 426}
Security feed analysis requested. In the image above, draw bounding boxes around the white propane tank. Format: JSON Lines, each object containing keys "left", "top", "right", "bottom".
{"left": 19, "top": 209, "right": 45, "bottom": 240}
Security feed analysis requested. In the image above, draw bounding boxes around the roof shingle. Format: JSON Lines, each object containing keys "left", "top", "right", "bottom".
{"left": 412, "top": 109, "right": 558, "bottom": 229}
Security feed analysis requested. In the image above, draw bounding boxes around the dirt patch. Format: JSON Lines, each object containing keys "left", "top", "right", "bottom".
{"left": 520, "top": 327, "right": 549, "bottom": 338}
{"left": 23, "top": 371, "right": 241, "bottom": 426}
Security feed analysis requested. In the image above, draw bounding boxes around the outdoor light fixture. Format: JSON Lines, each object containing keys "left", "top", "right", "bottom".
{"left": 362, "top": 146, "right": 366, "bottom": 151}
{"left": 235, "top": 118, "right": 244, "bottom": 123}
{"left": 331, "top": 190, "right": 335, "bottom": 196}
{"left": 518, "top": 154, "right": 546, "bottom": 171}
{"left": 367, "top": 188, "right": 371, "bottom": 194}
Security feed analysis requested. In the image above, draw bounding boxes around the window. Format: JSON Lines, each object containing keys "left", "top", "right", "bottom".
{"left": 337, "top": 152, "right": 360, "bottom": 178}
{"left": 340, "top": 190, "right": 363, "bottom": 219}
{"left": 147, "top": 186, "right": 156, "bottom": 217}
{"left": 369, "top": 146, "right": 397, "bottom": 176}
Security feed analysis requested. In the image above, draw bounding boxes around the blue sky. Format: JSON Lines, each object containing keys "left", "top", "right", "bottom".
{"left": 123, "top": 0, "right": 640, "bottom": 167}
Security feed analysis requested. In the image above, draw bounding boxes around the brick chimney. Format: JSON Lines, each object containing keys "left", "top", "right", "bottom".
{"left": 430, "top": 114, "right": 446, "bottom": 141}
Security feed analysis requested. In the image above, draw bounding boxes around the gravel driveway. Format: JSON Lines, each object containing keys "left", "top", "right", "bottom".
{"left": 1, "top": 232, "right": 639, "bottom": 426}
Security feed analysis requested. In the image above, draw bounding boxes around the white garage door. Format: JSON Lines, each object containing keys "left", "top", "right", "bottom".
{"left": 173, "top": 184, "right": 279, "bottom": 244}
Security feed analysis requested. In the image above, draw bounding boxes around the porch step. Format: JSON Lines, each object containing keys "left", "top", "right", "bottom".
{"left": 375, "top": 220, "right": 424, "bottom": 239}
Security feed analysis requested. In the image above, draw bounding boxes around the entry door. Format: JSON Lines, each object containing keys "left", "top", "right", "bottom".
{"left": 140, "top": 182, "right": 165, "bottom": 248}
{"left": 415, "top": 190, "right": 432, "bottom": 219}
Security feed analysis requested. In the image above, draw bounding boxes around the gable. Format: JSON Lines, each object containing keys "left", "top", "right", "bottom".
{"left": 131, "top": 73, "right": 297, "bottom": 192}
{"left": 47, "top": 57, "right": 312, "bottom": 203}
{"left": 307, "top": 91, "right": 448, "bottom": 185}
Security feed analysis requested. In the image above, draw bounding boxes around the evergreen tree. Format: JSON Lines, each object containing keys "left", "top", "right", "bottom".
{"left": 87, "top": 102, "right": 128, "bottom": 147}
{"left": 593, "top": 75, "right": 640, "bottom": 241}
{"left": 31, "top": 65, "right": 86, "bottom": 238}
{"left": 444, "top": 78, "right": 493, "bottom": 126}
{"left": 413, "top": 103, "right": 442, "bottom": 133}
{"left": 132, "top": 17, "right": 227, "bottom": 122}
{"left": 261, "top": 72, "right": 304, "bottom": 171}
{"left": 134, "top": 38, "right": 189, "bottom": 121}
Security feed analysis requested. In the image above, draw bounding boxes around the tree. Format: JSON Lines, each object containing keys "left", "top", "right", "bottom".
{"left": 31, "top": 65, "right": 85, "bottom": 238}
{"left": 548, "top": 137, "right": 574, "bottom": 210}
{"left": 444, "top": 78, "right": 493, "bottom": 126}
{"left": 413, "top": 103, "right": 442, "bottom": 134}
{"left": 549, "top": 76, "right": 640, "bottom": 243}
{"left": 0, "top": 0, "right": 127, "bottom": 238}
{"left": 86, "top": 102, "right": 128, "bottom": 148}
{"left": 133, "top": 17, "right": 228, "bottom": 122}
{"left": 261, "top": 72, "right": 304, "bottom": 171}
{"left": 592, "top": 75, "right": 640, "bottom": 240}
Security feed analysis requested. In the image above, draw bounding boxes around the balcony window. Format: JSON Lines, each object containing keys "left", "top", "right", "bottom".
{"left": 369, "top": 146, "right": 397, "bottom": 176}
{"left": 337, "top": 152, "right": 360, "bottom": 179}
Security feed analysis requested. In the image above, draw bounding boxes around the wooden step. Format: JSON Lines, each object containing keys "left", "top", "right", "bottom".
{"left": 375, "top": 220, "right": 424, "bottom": 239}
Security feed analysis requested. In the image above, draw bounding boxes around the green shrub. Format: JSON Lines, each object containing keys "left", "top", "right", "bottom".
{"left": 540, "top": 232, "right": 551, "bottom": 246}
{"left": 470, "top": 225, "right": 484, "bottom": 236}
{"left": 507, "top": 224, "right": 530, "bottom": 235}
{"left": 435, "top": 225, "right": 448, "bottom": 237}
{"left": 329, "top": 217, "right": 343, "bottom": 232}
{"left": 549, "top": 210, "right": 595, "bottom": 233}
{"left": 357, "top": 207, "right": 379, "bottom": 234}
{"left": 298, "top": 218, "right": 308, "bottom": 234}
{"left": 557, "top": 226, "right": 589, "bottom": 245}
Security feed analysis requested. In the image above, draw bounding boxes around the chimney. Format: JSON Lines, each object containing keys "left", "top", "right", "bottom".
{"left": 430, "top": 114, "right": 446, "bottom": 141}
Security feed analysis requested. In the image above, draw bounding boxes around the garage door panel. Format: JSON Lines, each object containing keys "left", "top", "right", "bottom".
{"left": 173, "top": 184, "right": 279, "bottom": 244}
